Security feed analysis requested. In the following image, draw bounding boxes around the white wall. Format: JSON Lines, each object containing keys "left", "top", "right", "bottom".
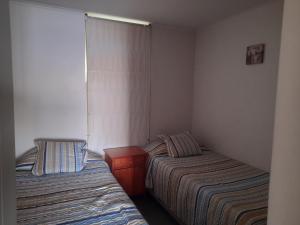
{"left": 150, "top": 24, "right": 196, "bottom": 138}
{"left": 0, "top": 0, "right": 16, "bottom": 224}
{"left": 267, "top": 0, "right": 300, "bottom": 224}
{"left": 192, "top": 1, "right": 283, "bottom": 171}
{"left": 10, "top": 1, "right": 87, "bottom": 157}
{"left": 10, "top": 1, "right": 196, "bottom": 155}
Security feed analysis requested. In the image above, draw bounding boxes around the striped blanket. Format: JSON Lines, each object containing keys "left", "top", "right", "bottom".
{"left": 16, "top": 160, "right": 147, "bottom": 225}
{"left": 146, "top": 151, "right": 269, "bottom": 225}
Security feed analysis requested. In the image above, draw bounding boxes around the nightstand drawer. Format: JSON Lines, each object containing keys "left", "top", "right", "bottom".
{"left": 113, "top": 155, "right": 145, "bottom": 170}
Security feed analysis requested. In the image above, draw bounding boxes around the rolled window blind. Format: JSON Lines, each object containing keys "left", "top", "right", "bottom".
{"left": 86, "top": 18, "right": 151, "bottom": 154}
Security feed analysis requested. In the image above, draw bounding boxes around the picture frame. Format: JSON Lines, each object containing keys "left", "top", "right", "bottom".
{"left": 246, "top": 44, "right": 265, "bottom": 65}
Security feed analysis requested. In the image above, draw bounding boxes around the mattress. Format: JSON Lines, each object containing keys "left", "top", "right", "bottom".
{"left": 16, "top": 160, "right": 147, "bottom": 225}
{"left": 146, "top": 151, "right": 269, "bottom": 225}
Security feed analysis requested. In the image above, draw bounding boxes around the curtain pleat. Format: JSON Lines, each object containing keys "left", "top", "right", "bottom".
{"left": 86, "top": 18, "right": 151, "bottom": 154}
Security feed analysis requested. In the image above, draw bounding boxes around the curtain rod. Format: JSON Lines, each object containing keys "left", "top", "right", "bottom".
{"left": 85, "top": 12, "right": 151, "bottom": 26}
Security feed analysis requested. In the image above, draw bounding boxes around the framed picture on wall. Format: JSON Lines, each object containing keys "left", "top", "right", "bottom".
{"left": 246, "top": 44, "right": 265, "bottom": 65}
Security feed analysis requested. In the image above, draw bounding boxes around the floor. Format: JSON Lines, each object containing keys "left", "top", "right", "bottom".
{"left": 131, "top": 194, "right": 179, "bottom": 225}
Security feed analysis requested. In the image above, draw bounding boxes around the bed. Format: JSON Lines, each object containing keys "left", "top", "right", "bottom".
{"left": 146, "top": 151, "right": 269, "bottom": 225}
{"left": 16, "top": 159, "right": 147, "bottom": 225}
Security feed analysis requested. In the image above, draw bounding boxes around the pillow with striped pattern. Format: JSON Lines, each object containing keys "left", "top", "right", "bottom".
{"left": 158, "top": 131, "right": 202, "bottom": 158}
{"left": 84, "top": 149, "right": 103, "bottom": 162}
{"left": 32, "top": 140, "right": 87, "bottom": 176}
{"left": 143, "top": 139, "right": 168, "bottom": 157}
{"left": 16, "top": 147, "right": 37, "bottom": 171}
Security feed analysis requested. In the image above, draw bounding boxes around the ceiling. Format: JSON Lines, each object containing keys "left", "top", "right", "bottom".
{"left": 27, "top": 0, "right": 275, "bottom": 28}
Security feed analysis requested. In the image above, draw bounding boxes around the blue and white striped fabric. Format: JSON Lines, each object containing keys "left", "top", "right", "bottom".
{"left": 17, "top": 160, "right": 147, "bottom": 225}
{"left": 32, "top": 140, "right": 87, "bottom": 176}
{"left": 16, "top": 147, "right": 37, "bottom": 171}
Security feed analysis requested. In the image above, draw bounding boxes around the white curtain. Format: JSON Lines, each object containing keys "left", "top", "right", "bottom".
{"left": 86, "top": 18, "right": 151, "bottom": 154}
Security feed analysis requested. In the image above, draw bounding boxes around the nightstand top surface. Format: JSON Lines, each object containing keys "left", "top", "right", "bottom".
{"left": 104, "top": 146, "right": 146, "bottom": 159}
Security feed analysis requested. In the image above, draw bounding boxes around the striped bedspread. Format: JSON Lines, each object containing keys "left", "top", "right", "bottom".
{"left": 146, "top": 151, "right": 269, "bottom": 225}
{"left": 16, "top": 160, "right": 147, "bottom": 225}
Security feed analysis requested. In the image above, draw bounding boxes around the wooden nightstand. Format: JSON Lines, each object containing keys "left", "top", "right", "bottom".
{"left": 104, "top": 146, "right": 147, "bottom": 196}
